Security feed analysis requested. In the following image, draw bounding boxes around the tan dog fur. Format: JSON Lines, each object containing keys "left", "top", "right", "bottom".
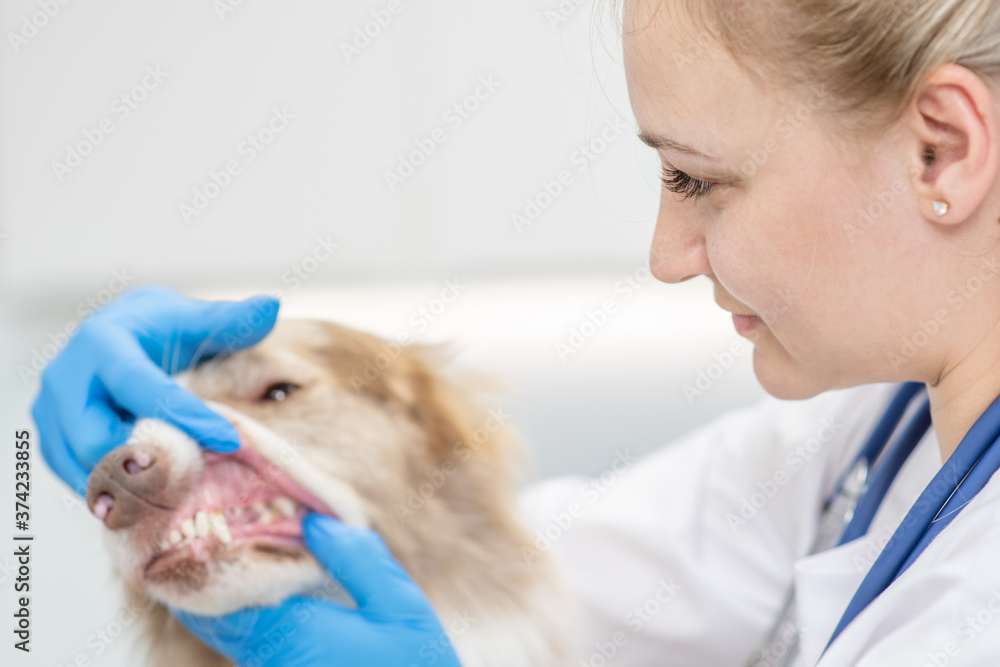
{"left": 88, "top": 319, "right": 577, "bottom": 666}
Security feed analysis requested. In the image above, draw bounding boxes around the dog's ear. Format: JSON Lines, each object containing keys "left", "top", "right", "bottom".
{"left": 306, "top": 319, "right": 523, "bottom": 475}
{"left": 395, "top": 341, "right": 527, "bottom": 486}
{"left": 396, "top": 342, "right": 490, "bottom": 462}
{"left": 390, "top": 342, "right": 539, "bottom": 555}
{"left": 302, "top": 320, "right": 418, "bottom": 404}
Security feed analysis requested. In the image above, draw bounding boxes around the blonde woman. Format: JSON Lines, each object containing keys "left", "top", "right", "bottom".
{"left": 31, "top": 0, "right": 1000, "bottom": 665}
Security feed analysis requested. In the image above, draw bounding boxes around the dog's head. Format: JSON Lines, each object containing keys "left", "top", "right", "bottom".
{"left": 85, "top": 318, "right": 521, "bottom": 616}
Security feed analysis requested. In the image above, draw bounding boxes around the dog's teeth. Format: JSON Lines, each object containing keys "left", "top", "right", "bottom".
{"left": 169, "top": 530, "right": 182, "bottom": 546}
{"left": 181, "top": 517, "right": 195, "bottom": 539}
{"left": 210, "top": 511, "right": 232, "bottom": 545}
{"left": 159, "top": 538, "right": 170, "bottom": 551}
{"left": 273, "top": 496, "right": 297, "bottom": 517}
{"left": 252, "top": 500, "right": 274, "bottom": 523}
{"left": 194, "top": 511, "right": 209, "bottom": 537}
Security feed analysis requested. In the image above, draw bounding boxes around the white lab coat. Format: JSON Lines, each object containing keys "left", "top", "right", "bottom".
{"left": 518, "top": 382, "right": 1000, "bottom": 666}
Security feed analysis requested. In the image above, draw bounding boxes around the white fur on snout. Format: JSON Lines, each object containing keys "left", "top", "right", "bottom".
{"left": 154, "top": 558, "right": 330, "bottom": 617}
{"left": 205, "top": 399, "right": 369, "bottom": 527}
{"left": 101, "top": 419, "right": 204, "bottom": 585}
{"left": 103, "top": 418, "right": 335, "bottom": 617}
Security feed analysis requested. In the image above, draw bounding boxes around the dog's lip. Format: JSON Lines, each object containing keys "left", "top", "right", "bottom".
{"left": 141, "top": 437, "right": 338, "bottom": 575}
{"left": 141, "top": 506, "right": 321, "bottom": 577}
{"left": 202, "top": 438, "right": 336, "bottom": 517}
{"left": 144, "top": 530, "right": 307, "bottom": 576}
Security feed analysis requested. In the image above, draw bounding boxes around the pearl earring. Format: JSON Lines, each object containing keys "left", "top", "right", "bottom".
{"left": 933, "top": 200, "right": 950, "bottom": 217}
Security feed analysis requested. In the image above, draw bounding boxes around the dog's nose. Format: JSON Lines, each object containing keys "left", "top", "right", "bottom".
{"left": 86, "top": 445, "right": 169, "bottom": 530}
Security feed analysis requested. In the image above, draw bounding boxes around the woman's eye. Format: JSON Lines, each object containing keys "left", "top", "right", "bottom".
{"left": 260, "top": 382, "right": 300, "bottom": 402}
{"left": 661, "top": 165, "right": 714, "bottom": 201}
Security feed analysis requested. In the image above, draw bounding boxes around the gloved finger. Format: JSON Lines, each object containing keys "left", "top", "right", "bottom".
{"left": 169, "top": 606, "right": 262, "bottom": 664}
{"left": 303, "top": 514, "right": 437, "bottom": 622}
{"left": 132, "top": 295, "right": 281, "bottom": 372}
{"left": 48, "top": 375, "right": 134, "bottom": 471}
{"left": 31, "top": 397, "right": 89, "bottom": 496}
{"left": 171, "top": 605, "right": 274, "bottom": 647}
{"left": 169, "top": 599, "right": 350, "bottom": 666}
{"left": 73, "top": 402, "right": 136, "bottom": 470}
{"left": 81, "top": 381, "right": 135, "bottom": 440}
{"left": 182, "top": 294, "right": 281, "bottom": 359}
{"left": 97, "top": 333, "right": 241, "bottom": 453}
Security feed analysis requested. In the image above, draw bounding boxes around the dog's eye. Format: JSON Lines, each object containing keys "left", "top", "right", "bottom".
{"left": 260, "top": 382, "right": 300, "bottom": 402}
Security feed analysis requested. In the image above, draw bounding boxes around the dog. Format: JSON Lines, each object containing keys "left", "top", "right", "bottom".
{"left": 84, "top": 318, "right": 578, "bottom": 666}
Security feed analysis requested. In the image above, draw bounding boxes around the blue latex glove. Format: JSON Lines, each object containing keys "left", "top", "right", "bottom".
{"left": 171, "top": 514, "right": 464, "bottom": 667}
{"left": 30, "top": 284, "right": 279, "bottom": 496}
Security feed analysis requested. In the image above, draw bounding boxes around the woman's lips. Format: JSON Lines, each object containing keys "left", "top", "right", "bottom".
{"left": 733, "top": 313, "right": 761, "bottom": 336}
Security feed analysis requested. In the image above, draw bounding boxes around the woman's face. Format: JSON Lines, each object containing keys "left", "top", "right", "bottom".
{"left": 624, "top": 0, "right": 940, "bottom": 400}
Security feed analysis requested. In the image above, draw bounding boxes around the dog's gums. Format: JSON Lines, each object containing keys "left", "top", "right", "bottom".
{"left": 141, "top": 446, "right": 330, "bottom": 582}
{"left": 84, "top": 319, "right": 578, "bottom": 666}
{"left": 88, "top": 426, "right": 337, "bottom": 586}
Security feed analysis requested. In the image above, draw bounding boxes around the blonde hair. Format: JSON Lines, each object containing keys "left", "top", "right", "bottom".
{"left": 614, "top": 0, "right": 1000, "bottom": 140}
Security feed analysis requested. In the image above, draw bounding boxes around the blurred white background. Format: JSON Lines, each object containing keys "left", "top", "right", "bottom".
{"left": 0, "top": 1, "right": 765, "bottom": 665}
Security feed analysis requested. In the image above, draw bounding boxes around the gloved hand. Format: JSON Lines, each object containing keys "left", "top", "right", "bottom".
{"left": 30, "top": 284, "right": 279, "bottom": 496}
{"left": 171, "top": 514, "right": 464, "bottom": 667}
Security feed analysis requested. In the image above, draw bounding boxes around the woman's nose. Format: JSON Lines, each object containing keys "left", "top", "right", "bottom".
{"left": 649, "top": 198, "right": 712, "bottom": 283}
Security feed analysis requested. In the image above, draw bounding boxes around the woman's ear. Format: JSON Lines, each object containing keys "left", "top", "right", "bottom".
{"left": 905, "top": 63, "right": 1000, "bottom": 225}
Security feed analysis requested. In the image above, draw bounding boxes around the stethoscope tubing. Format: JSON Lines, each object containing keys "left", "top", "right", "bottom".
{"left": 824, "top": 383, "right": 1000, "bottom": 653}
{"left": 748, "top": 381, "right": 1000, "bottom": 666}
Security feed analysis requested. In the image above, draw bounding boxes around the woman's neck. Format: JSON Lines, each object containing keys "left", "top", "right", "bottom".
{"left": 927, "top": 321, "right": 1000, "bottom": 462}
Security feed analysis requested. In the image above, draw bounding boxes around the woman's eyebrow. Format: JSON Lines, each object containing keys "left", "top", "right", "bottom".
{"left": 637, "top": 131, "right": 719, "bottom": 160}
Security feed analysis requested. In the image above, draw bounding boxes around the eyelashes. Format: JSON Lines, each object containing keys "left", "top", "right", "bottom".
{"left": 660, "top": 165, "right": 714, "bottom": 201}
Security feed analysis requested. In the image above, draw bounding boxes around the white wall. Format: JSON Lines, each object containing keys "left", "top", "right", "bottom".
{"left": 0, "top": 2, "right": 767, "bottom": 666}
{"left": 0, "top": 0, "right": 659, "bottom": 302}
